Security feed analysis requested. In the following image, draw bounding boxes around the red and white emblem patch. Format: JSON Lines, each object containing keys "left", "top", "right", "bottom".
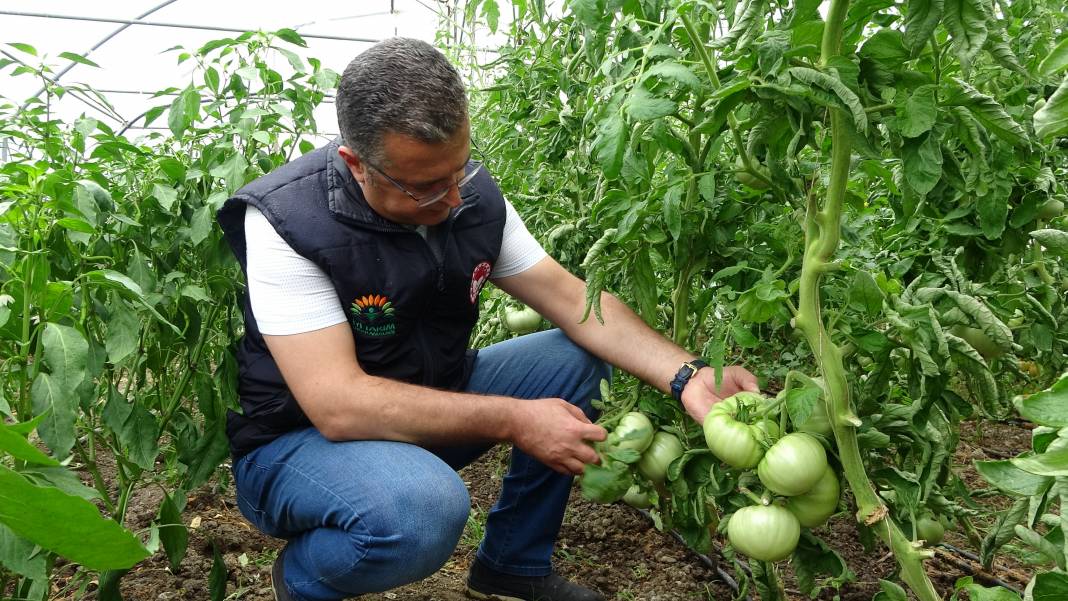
{"left": 469, "top": 261, "right": 492, "bottom": 304}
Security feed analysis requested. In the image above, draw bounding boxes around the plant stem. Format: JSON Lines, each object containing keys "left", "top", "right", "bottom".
{"left": 792, "top": 1, "right": 943, "bottom": 599}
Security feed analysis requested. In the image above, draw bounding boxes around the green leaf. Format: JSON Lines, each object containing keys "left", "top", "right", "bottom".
{"left": 210, "top": 152, "right": 249, "bottom": 194}
{"left": 954, "top": 577, "right": 1022, "bottom": 601}
{"left": 106, "top": 308, "right": 140, "bottom": 365}
{"left": 1011, "top": 447, "right": 1068, "bottom": 477}
{"left": 736, "top": 280, "right": 789, "bottom": 323}
{"left": 1039, "top": 37, "right": 1068, "bottom": 76}
{"left": 625, "top": 87, "right": 677, "bottom": 121}
{"left": 481, "top": 0, "right": 501, "bottom": 33}
{"left": 1032, "top": 572, "right": 1068, "bottom": 601}
{"left": 630, "top": 250, "right": 659, "bottom": 327}
{"left": 662, "top": 185, "right": 682, "bottom": 241}
{"left": 943, "top": 0, "right": 988, "bottom": 71}
{"left": 209, "top": 539, "right": 228, "bottom": 601}
{"left": 859, "top": 29, "right": 911, "bottom": 66}
{"left": 948, "top": 79, "right": 1027, "bottom": 147}
{"left": 641, "top": 61, "right": 701, "bottom": 89}
{"left": 580, "top": 460, "right": 631, "bottom": 503}
{"left": 120, "top": 405, "right": 160, "bottom": 470}
{"left": 984, "top": 27, "right": 1027, "bottom": 76}
{"left": 903, "top": 0, "right": 943, "bottom": 52}
{"left": 896, "top": 85, "right": 938, "bottom": 138}
{"left": 0, "top": 523, "right": 48, "bottom": 580}
{"left": 0, "top": 420, "right": 58, "bottom": 466}
{"left": 849, "top": 270, "right": 885, "bottom": 315}
{"left": 56, "top": 217, "right": 96, "bottom": 234}
{"left": 1015, "top": 375, "right": 1068, "bottom": 426}
{"left": 31, "top": 374, "right": 74, "bottom": 458}
{"left": 902, "top": 132, "right": 943, "bottom": 196}
{"left": 158, "top": 491, "right": 188, "bottom": 573}
{"left": 7, "top": 43, "right": 37, "bottom": 56}
{"left": 168, "top": 86, "right": 201, "bottom": 138}
{"left": 712, "top": 0, "right": 765, "bottom": 50}
{"left": 978, "top": 183, "right": 1010, "bottom": 240}
{"left": 152, "top": 183, "right": 179, "bottom": 212}
{"left": 189, "top": 205, "right": 214, "bottom": 246}
{"left": 0, "top": 465, "right": 149, "bottom": 569}
{"left": 873, "top": 579, "right": 908, "bottom": 601}
{"left": 85, "top": 269, "right": 144, "bottom": 298}
{"left": 273, "top": 28, "right": 307, "bottom": 47}
{"left": 788, "top": 66, "right": 868, "bottom": 133}
{"left": 58, "top": 52, "right": 100, "bottom": 68}
{"left": 1035, "top": 75, "right": 1068, "bottom": 140}
{"left": 974, "top": 460, "right": 1053, "bottom": 496}
{"left": 592, "top": 111, "right": 627, "bottom": 179}
{"left": 1031, "top": 229, "right": 1068, "bottom": 259}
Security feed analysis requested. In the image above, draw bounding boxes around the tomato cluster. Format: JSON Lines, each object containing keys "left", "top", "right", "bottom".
{"left": 702, "top": 391, "right": 842, "bottom": 563}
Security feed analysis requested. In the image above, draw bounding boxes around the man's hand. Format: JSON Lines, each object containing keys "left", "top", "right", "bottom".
{"left": 509, "top": 399, "right": 607, "bottom": 476}
{"left": 680, "top": 365, "right": 761, "bottom": 423}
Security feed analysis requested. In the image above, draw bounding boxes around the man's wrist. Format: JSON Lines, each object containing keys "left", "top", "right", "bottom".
{"left": 669, "top": 358, "right": 708, "bottom": 401}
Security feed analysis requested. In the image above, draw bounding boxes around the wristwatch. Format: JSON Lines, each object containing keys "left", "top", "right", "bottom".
{"left": 670, "top": 359, "right": 708, "bottom": 401}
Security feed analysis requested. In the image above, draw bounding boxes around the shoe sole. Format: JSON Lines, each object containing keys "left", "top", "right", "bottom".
{"left": 465, "top": 586, "right": 526, "bottom": 601}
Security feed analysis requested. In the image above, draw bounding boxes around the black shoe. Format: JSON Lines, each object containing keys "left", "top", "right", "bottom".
{"left": 466, "top": 558, "right": 603, "bottom": 601}
{"left": 272, "top": 546, "right": 295, "bottom": 601}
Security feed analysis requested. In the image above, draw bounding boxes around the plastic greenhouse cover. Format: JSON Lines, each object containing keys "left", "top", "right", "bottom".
{"left": 1, "top": 0, "right": 512, "bottom": 140}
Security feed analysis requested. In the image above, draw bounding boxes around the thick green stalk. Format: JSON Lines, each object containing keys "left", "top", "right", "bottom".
{"left": 793, "top": 1, "right": 943, "bottom": 600}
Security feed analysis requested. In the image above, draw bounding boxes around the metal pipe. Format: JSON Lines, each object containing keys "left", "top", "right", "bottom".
{"left": 0, "top": 10, "right": 382, "bottom": 43}
{"left": 27, "top": 0, "right": 179, "bottom": 101}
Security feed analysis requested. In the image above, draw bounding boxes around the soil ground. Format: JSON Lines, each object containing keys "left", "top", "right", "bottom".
{"left": 39, "top": 420, "right": 1037, "bottom": 601}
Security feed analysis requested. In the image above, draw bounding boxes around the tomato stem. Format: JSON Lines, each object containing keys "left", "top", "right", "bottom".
{"left": 791, "top": 1, "right": 943, "bottom": 599}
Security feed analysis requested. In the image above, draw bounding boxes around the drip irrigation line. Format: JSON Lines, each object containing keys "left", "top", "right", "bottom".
{"left": 0, "top": 10, "right": 381, "bottom": 43}
{"left": 938, "top": 543, "right": 1030, "bottom": 592}
{"left": 932, "top": 546, "right": 1024, "bottom": 594}
{"left": 635, "top": 508, "right": 753, "bottom": 601}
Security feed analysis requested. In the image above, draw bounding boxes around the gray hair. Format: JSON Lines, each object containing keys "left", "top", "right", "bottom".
{"left": 336, "top": 38, "right": 468, "bottom": 166}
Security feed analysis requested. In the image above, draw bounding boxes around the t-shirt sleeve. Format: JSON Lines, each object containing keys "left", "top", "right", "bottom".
{"left": 244, "top": 204, "right": 349, "bottom": 335}
{"left": 490, "top": 198, "right": 548, "bottom": 278}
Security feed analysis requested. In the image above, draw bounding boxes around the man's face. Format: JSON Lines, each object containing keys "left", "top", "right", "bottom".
{"left": 338, "top": 126, "right": 471, "bottom": 226}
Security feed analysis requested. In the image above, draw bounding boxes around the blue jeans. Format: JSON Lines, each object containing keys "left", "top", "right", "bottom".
{"left": 232, "top": 329, "right": 611, "bottom": 600}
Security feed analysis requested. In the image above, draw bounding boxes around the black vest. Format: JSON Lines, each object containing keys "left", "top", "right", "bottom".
{"left": 217, "top": 142, "right": 507, "bottom": 458}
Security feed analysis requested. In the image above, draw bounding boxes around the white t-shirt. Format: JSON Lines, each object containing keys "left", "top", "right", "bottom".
{"left": 244, "top": 201, "right": 546, "bottom": 335}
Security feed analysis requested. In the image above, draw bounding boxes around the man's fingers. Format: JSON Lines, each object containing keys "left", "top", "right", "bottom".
{"left": 564, "top": 401, "right": 593, "bottom": 423}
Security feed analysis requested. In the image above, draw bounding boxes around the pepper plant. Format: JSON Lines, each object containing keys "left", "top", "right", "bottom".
{"left": 0, "top": 29, "right": 336, "bottom": 599}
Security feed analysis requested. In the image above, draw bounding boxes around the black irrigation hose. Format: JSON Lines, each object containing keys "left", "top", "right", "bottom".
{"left": 635, "top": 508, "right": 753, "bottom": 601}
{"left": 634, "top": 506, "right": 1026, "bottom": 599}
{"left": 937, "top": 543, "right": 1026, "bottom": 594}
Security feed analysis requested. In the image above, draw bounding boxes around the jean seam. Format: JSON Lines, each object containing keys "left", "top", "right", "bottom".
{"left": 267, "top": 460, "right": 374, "bottom": 588}
{"left": 480, "top": 455, "right": 554, "bottom": 575}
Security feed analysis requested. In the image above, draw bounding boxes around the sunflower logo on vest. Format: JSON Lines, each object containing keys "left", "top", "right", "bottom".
{"left": 350, "top": 294, "right": 396, "bottom": 337}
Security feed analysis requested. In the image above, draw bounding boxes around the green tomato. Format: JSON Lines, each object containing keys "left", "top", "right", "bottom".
{"left": 503, "top": 307, "right": 542, "bottom": 334}
{"left": 1037, "top": 198, "right": 1065, "bottom": 220}
{"left": 622, "top": 484, "right": 652, "bottom": 509}
{"left": 916, "top": 513, "right": 945, "bottom": 546}
{"left": 704, "top": 392, "right": 778, "bottom": 469}
{"left": 606, "top": 412, "right": 654, "bottom": 454}
{"left": 733, "top": 157, "right": 770, "bottom": 190}
{"left": 757, "top": 433, "right": 829, "bottom": 497}
{"left": 786, "top": 466, "right": 840, "bottom": 528}
{"left": 950, "top": 325, "right": 1004, "bottom": 360}
{"left": 637, "top": 431, "right": 684, "bottom": 485}
{"left": 727, "top": 504, "right": 801, "bottom": 562}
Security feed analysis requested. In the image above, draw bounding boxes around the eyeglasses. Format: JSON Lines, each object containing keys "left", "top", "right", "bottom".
{"left": 362, "top": 145, "right": 484, "bottom": 208}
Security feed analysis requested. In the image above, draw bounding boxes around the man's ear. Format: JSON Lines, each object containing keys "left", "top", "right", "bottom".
{"left": 338, "top": 145, "right": 370, "bottom": 185}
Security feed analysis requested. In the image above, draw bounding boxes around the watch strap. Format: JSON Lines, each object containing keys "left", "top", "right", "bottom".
{"left": 670, "top": 359, "right": 708, "bottom": 401}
